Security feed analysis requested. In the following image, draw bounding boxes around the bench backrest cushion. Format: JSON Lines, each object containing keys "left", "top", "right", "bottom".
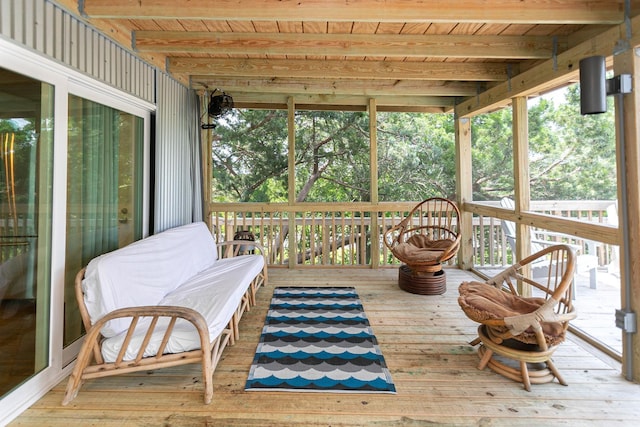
{"left": 82, "top": 222, "right": 217, "bottom": 337}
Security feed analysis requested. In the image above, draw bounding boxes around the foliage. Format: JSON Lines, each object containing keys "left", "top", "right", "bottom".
{"left": 294, "top": 111, "right": 371, "bottom": 202}
{"left": 471, "top": 109, "right": 514, "bottom": 200}
{"left": 208, "top": 84, "right": 616, "bottom": 204}
{"left": 211, "top": 109, "right": 289, "bottom": 202}
{"left": 377, "top": 112, "right": 456, "bottom": 201}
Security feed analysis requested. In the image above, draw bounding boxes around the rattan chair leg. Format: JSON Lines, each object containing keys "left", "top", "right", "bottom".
{"left": 477, "top": 345, "right": 494, "bottom": 370}
{"left": 546, "top": 359, "right": 568, "bottom": 386}
{"left": 520, "top": 361, "right": 531, "bottom": 391}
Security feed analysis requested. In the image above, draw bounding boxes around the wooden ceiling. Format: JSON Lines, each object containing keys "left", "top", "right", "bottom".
{"left": 58, "top": 0, "right": 632, "bottom": 112}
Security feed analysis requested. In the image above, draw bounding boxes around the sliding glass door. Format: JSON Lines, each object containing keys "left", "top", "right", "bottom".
{"left": 63, "top": 95, "right": 144, "bottom": 347}
{"left": 0, "top": 68, "right": 54, "bottom": 397}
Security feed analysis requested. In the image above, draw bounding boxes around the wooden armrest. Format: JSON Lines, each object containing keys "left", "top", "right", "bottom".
{"left": 86, "top": 305, "right": 211, "bottom": 365}
{"left": 93, "top": 305, "right": 208, "bottom": 329}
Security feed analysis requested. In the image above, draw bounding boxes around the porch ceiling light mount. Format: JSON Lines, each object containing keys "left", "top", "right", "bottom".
{"left": 579, "top": 55, "right": 632, "bottom": 115}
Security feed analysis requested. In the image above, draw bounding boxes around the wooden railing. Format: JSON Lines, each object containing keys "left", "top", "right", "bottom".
{"left": 471, "top": 200, "right": 617, "bottom": 268}
{"left": 210, "top": 200, "right": 617, "bottom": 268}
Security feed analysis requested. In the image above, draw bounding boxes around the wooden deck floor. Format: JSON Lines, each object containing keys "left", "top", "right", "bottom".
{"left": 10, "top": 268, "right": 640, "bottom": 426}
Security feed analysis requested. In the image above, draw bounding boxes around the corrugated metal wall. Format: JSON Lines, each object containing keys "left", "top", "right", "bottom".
{"left": 0, "top": 0, "right": 204, "bottom": 233}
{"left": 0, "top": 0, "right": 155, "bottom": 103}
{"left": 154, "top": 73, "right": 203, "bottom": 232}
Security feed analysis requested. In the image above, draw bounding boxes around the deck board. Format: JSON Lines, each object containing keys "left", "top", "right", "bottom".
{"left": 10, "top": 267, "right": 640, "bottom": 426}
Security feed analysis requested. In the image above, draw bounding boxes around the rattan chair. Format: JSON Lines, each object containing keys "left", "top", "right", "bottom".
{"left": 458, "top": 244, "right": 576, "bottom": 390}
{"left": 384, "top": 197, "right": 461, "bottom": 273}
{"left": 384, "top": 198, "right": 461, "bottom": 294}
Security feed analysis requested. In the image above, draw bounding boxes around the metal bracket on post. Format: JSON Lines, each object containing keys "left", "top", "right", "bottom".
{"left": 616, "top": 309, "right": 637, "bottom": 334}
{"left": 607, "top": 74, "right": 633, "bottom": 96}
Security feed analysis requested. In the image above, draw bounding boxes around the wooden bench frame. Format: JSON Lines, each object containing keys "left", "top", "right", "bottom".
{"left": 62, "top": 239, "right": 267, "bottom": 405}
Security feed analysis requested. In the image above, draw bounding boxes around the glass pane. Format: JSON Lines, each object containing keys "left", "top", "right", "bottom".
{"left": 0, "top": 68, "right": 54, "bottom": 397}
{"left": 378, "top": 112, "right": 455, "bottom": 201}
{"left": 63, "top": 95, "right": 143, "bottom": 347}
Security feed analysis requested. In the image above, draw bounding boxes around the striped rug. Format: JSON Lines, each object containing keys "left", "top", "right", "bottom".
{"left": 245, "top": 286, "right": 396, "bottom": 393}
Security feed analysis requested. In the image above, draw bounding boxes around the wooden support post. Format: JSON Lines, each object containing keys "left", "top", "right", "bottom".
{"left": 201, "top": 93, "right": 212, "bottom": 228}
{"left": 287, "top": 97, "right": 297, "bottom": 269}
{"left": 613, "top": 47, "right": 640, "bottom": 383}
{"left": 512, "top": 96, "right": 532, "bottom": 295}
{"left": 369, "top": 98, "right": 380, "bottom": 268}
{"left": 455, "top": 116, "right": 474, "bottom": 270}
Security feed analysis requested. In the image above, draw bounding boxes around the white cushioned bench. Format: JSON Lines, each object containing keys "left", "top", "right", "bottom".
{"left": 62, "top": 222, "right": 267, "bottom": 405}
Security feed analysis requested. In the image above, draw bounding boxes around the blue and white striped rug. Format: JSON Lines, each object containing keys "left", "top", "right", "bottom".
{"left": 245, "top": 286, "right": 396, "bottom": 393}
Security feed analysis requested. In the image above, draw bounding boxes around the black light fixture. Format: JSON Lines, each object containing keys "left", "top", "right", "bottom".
{"left": 579, "top": 55, "right": 607, "bottom": 115}
{"left": 579, "top": 55, "right": 633, "bottom": 115}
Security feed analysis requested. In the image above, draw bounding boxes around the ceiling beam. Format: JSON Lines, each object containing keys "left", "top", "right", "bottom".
{"left": 456, "top": 14, "right": 640, "bottom": 117}
{"left": 231, "top": 92, "right": 453, "bottom": 106}
{"left": 227, "top": 92, "right": 453, "bottom": 110}
{"left": 135, "top": 32, "right": 563, "bottom": 59}
{"left": 191, "top": 76, "right": 480, "bottom": 97}
{"left": 170, "top": 58, "right": 513, "bottom": 81}
{"left": 82, "top": 0, "right": 624, "bottom": 24}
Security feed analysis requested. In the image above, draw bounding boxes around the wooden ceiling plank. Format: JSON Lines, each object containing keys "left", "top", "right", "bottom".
{"left": 252, "top": 21, "right": 280, "bottom": 32}
{"left": 203, "top": 20, "right": 233, "bottom": 32}
{"left": 179, "top": 20, "right": 210, "bottom": 32}
{"left": 375, "top": 22, "right": 406, "bottom": 34}
{"left": 82, "top": 0, "right": 624, "bottom": 24}
{"left": 351, "top": 21, "right": 379, "bottom": 34}
{"left": 168, "top": 57, "right": 511, "bottom": 81}
{"left": 227, "top": 20, "right": 257, "bottom": 32}
{"left": 135, "top": 31, "right": 564, "bottom": 59}
{"left": 400, "top": 23, "right": 431, "bottom": 35}
{"left": 277, "top": 21, "right": 303, "bottom": 33}
{"left": 456, "top": 14, "right": 640, "bottom": 117}
{"left": 328, "top": 21, "right": 354, "bottom": 34}
{"left": 155, "top": 19, "right": 186, "bottom": 31}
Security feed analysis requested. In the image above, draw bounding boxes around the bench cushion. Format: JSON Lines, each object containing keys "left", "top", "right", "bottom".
{"left": 83, "top": 222, "right": 218, "bottom": 338}
{"left": 100, "top": 254, "right": 264, "bottom": 362}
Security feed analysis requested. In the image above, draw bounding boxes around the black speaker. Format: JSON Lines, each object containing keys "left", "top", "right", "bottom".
{"left": 579, "top": 55, "right": 607, "bottom": 115}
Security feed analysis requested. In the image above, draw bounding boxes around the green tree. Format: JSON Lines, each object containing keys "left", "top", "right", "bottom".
{"left": 378, "top": 112, "right": 456, "bottom": 201}
{"left": 211, "top": 109, "right": 289, "bottom": 202}
{"left": 210, "top": 87, "right": 616, "bottom": 205}
{"left": 469, "top": 85, "right": 616, "bottom": 201}
{"left": 537, "top": 85, "right": 616, "bottom": 200}
{"left": 471, "top": 108, "right": 514, "bottom": 200}
{"left": 294, "top": 110, "right": 370, "bottom": 202}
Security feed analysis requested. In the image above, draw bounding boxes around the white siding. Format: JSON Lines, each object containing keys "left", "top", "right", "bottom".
{"left": 154, "top": 72, "right": 203, "bottom": 233}
{"left": 0, "top": 0, "right": 155, "bottom": 103}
